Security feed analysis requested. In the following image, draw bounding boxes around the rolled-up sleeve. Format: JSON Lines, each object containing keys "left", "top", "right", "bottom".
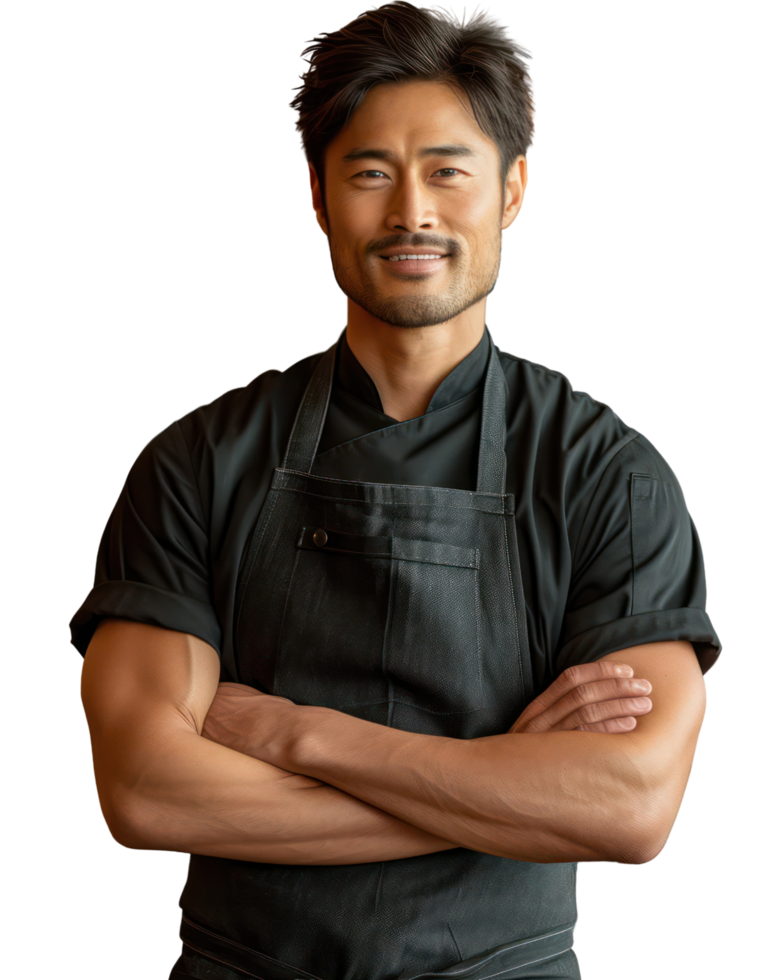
{"left": 69, "top": 420, "right": 221, "bottom": 656}
{"left": 555, "top": 433, "right": 721, "bottom": 675}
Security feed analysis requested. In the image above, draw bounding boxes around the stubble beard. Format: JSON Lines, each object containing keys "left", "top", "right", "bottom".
{"left": 329, "top": 234, "right": 504, "bottom": 327}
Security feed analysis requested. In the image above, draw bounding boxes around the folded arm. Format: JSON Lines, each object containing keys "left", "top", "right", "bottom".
{"left": 81, "top": 619, "right": 457, "bottom": 864}
{"left": 118, "top": 726, "right": 457, "bottom": 865}
{"left": 218, "top": 641, "right": 705, "bottom": 865}
{"left": 289, "top": 708, "right": 647, "bottom": 864}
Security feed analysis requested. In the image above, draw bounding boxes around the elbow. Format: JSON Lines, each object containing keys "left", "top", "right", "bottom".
{"left": 98, "top": 797, "right": 155, "bottom": 851}
{"left": 629, "top": 827, "right": 675, "bottom": 864}
{"left": 609, "top": 792, "right": 677, "bottom": 865}
{"left": 101, "top": 801, "right": 143, "bottom": 851}
{"left": 613, "top": 824, "right": 668, "bottom": 865}
{"left": 107, "top": 822, "right": 147, "bottom": 851}
{"left": 96, "top": 809, "right": 136, "bottom": 850}
{"left": 107, "top": 814, "right": 152, "bottom": 852}
{"left": 620, "top": 799, "right": 677, "bottom": 865}
{"left": 603, "top": 746, "right": 684, "bottom": 865}
{"left": 614, "top": 837, "right": 667, "bottom": 865}
{"left": 633, "top": 816, "right": 678, "bottom": 864}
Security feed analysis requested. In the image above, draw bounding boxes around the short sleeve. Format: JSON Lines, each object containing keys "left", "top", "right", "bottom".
{"left": 69, "top": 420, "right": 221, "bottom": 656}
{"left": 554, "top": 433, "right": 721, "bottom": 675}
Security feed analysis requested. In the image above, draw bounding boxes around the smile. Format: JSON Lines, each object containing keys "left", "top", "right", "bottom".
{"left": 380, "top": 253, "right": 450, "bottom": 275}
{"left": 383, "top": 254, "right": 446, "bottom": 262}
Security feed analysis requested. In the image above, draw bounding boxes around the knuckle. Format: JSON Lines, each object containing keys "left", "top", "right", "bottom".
{"left": 571, "top": 684, "right": 592, "bottom": 707}
{"left": 580, "top": 702, "right": 603, "bottom": 724}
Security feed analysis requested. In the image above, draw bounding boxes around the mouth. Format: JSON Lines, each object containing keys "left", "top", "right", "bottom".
{"left": 378, "top": 252, "right": 450, "bottom": 274}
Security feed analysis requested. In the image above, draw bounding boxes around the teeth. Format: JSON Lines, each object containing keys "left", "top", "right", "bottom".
{"left": 387, "top": 254, "right": 443, "bottom": 262}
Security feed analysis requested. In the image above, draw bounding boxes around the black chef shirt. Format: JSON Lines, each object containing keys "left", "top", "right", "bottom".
{"left": 70, "top": 328, "right": 721, "bottom": 688}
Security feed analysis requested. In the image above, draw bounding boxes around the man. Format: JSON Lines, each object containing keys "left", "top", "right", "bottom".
{"left": 71, "top": 4, "right": 721, "bottom": 979}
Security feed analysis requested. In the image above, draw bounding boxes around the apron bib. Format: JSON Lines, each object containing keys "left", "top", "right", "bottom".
{"left": 177, "top": 338, "right": 579, "bottom": 980}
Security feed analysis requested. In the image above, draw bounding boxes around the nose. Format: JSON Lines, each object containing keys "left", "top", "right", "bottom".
{"left": 384, "top": 174, "right": 439, "bottom": 233}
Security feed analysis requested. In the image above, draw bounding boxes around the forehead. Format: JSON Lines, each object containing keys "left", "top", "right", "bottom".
{"left": 328, "top": 79, "right": 499, "bottom": 164}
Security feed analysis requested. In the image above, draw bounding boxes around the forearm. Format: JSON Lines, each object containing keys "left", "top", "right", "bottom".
{"left": 97, "top": 721, "right": 457, "bottom": 865}
{"left": 281, "top": 708, "right": 661, "bottom": 864}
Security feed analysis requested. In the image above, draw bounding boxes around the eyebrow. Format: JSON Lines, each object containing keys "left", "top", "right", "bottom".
{"left": 342, "top": 144, "right": 477, "bottom": 163}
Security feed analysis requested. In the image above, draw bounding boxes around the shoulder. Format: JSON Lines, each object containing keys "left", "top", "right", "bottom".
{"left": 496, "top": 347, "right": 687, "bottom": 539}
{"left": 499, "top": 348, "right": 630, "bottom": 429}
{"left": 128, "top": 349, "right": 325, "bottom": 474}
{"left": 498, "top": 347, "right": 638, "bottom": 469}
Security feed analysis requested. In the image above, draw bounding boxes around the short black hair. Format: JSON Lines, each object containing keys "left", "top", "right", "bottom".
{"left": 291, "top": 2, "right": 534, "bottom": 189}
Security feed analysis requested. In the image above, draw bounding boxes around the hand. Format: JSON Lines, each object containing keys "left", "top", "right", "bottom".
{"left": 201, "top": 682, "right": 299, "bottom": 766}
{"left": 508, "top": 661, "right": 652, "bottom": 735}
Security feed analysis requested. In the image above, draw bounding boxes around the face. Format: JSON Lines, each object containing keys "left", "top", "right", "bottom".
{"left": 311, "top": 80, "right": 526, "bottom": 329}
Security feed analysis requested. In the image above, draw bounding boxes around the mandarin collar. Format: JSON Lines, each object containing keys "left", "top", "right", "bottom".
{"left": 335, "top": 328, "right": 490, "bottom": 418}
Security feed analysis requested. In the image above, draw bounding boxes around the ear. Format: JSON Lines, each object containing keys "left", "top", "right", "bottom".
{"left": 307, "top": 164, "right": 329, "bottom": 239}
{"left": 502, "top": 156, "right": 531, "bottom": 231}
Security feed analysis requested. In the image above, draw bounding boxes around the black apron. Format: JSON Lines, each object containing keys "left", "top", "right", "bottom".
{"left": 175, "top": 337, "right": 579, "bottom": 980}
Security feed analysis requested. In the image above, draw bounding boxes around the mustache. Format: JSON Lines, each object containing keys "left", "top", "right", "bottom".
{"left": 365, "top": 234, "right": 461, "bottom": 256}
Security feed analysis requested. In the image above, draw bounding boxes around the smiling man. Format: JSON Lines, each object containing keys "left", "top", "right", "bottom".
{"left": 71, "top": 4, "right": 721, "bottom": 980}
{"left": 313, "top": 77, "right": 518, "bottom": 423}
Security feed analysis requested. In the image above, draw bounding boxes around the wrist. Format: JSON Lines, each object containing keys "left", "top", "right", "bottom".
{"left": 284, "top": 703, "right": 334, "bottom": 774}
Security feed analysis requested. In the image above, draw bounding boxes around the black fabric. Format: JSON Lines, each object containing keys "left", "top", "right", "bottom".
{"left": 169, "top": 947, "right": 251, "bottom": 980}
{"left": 169, "top": 944, "right": 581, "bottom": 980}
{"left": 194, "top": 340, "right": 548, "bottom": 979}
{"left": 70, "top": 326, "right": 720, "bottom": 684}
{"left": 70, "top": 328, "right": 717, "bottom": 980}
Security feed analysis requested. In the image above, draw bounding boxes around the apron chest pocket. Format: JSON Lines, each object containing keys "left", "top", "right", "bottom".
{"left": 272, "top": 526, "right": 484, "bottom": 728}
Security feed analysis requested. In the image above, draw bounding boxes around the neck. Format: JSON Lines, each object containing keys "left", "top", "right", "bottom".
{"left": 346, "top": 320, "right": 485, "bottom": 422}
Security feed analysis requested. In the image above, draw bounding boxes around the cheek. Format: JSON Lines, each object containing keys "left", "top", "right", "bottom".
{"left": 447, "top": 192, "right": 503, "bottom": 243}
{"left": 328, "top": 192, "right": 381, "bottom": 241}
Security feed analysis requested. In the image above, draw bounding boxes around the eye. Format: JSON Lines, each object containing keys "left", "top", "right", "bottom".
{"left": 433, "top": 168, "right": 460, "bottom": 177}
{"left": 354, "top": 170, "right": 388, "bottom": 180}
{"left": 354, "top": 167, "right": 460, "bottom": 180}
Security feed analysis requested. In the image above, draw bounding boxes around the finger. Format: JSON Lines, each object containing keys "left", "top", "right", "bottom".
{"left": 517, "top": 661, "right": 637, "bottom": 722}
{"left": 521, "top": 677, "right": 651, "bottom": 731}
{"left": 555, "top": 695, "right": 653, "bottom": 733}
{"left": 566, "top": 678, "right": 652, "bottom": 715}
{"left": 577, "top": 716, "right": 638, "bottom": 734}
{"left": 524, "top": 677, "right": 653, "bottom": 731}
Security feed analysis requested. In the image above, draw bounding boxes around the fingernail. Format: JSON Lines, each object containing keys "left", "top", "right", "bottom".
{"left": 614, "top": 665, "right": 633, "bottom": 676}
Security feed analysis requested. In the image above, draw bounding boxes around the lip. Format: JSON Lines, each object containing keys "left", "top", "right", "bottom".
{"left": 379, "top": 252, "right": 451, "bottom": 276}
{"left": 377, "top": 247, "right": 450, "bottom": 258}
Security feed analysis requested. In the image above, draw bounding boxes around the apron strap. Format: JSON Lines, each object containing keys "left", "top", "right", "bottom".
{"left": 281, "top": 330, "right": 508, "bottom": 495}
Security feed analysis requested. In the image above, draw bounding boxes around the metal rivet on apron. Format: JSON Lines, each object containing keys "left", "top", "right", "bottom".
{"left": 313, "top": 528, "right": 328, "bottom": 547}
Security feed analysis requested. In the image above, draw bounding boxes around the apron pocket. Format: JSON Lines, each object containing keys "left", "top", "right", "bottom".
{"left": 274, "top": 528, "right": 484, "bottom": 727}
